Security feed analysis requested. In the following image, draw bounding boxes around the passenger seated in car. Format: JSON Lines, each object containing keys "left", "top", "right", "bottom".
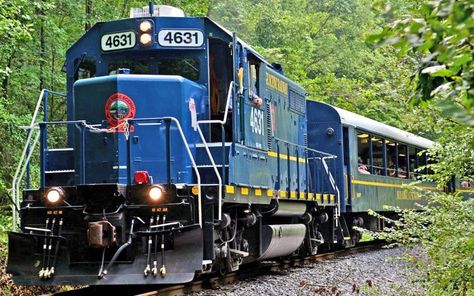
{"left": 358, "top": 157, "right": 370, "bottom": 174}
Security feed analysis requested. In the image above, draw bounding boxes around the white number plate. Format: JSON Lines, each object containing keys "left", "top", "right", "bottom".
{"left": 101, "top": 32, "right": 136, "bottom": 51}
{"left": 158, "top": 29, "right": 204, "bottom": 47}
{"left": 250, "top": 107, "right": 264, "bottom": 136}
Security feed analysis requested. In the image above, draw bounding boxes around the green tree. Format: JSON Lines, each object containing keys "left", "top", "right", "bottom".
{"left": 368, "top": 0, "right": 474, "bottom": 125}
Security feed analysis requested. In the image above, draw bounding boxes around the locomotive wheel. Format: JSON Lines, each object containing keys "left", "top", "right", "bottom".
{"left": 218, "top": 261, "right": 227, "bottom": 276}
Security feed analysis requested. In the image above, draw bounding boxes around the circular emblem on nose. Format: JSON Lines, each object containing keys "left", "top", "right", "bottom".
{"left": 110, "top": 100, "right": 130, "bottom": 120}
{"left": 105, "top": 93, "right": 136, "bottom": 131}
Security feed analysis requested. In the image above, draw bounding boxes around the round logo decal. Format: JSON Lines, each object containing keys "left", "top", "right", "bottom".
{"left": 105, "top": 93, "right": 136, "bottom": 132}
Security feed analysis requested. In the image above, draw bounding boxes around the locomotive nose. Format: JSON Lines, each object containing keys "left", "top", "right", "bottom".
{"left": 73, "top": 74, "right": 206, "bottom": 185}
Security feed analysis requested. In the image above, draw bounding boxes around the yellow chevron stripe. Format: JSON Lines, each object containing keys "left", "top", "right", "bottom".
{"left": 255, "top": 189, "right": 262, "bottom": 196}
{"left": 241, "top": 187, "right": 249, "bottom": 195}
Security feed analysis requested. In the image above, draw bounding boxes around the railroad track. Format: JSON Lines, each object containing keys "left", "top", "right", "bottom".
{"left": 51, "top": 241, "right": 385, "bottom": 296}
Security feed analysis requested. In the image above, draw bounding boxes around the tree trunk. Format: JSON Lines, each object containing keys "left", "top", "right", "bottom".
{"left": 39, "top": 6, "right": 45, "bottom": 92}
{"left": 2, "top": 58, "right": 13, "bottom": 99}
{"left": 85, "top": 0, "right": 92, "bottom": 31}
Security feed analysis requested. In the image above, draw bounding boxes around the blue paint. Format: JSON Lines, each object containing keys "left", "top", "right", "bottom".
{"left": 73, "top": 74, "right": 205, "bottom": 185}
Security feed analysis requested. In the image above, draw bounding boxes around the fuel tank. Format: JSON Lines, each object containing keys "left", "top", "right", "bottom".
{"left": 258, "top": 224, "right": 306, "bottom": 260}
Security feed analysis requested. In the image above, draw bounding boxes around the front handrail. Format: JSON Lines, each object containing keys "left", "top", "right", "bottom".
{"left": 11, "top": 89, "right": 66, "bottom": 230}
{"left": 37, "top": 121, "right": 88, "bottom": 186}
{"left": 18, "top": 117, "right": 204, "bottom": 228}
{"left": 195, "top": 81, "right": 234, "bottom": 221}
{"left": 322, "top": 156, "right": 341, "bottom": 223}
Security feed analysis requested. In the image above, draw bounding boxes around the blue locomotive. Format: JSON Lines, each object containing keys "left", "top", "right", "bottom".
{"left": 8, "top": 4, "right": 474, "bottom": 286}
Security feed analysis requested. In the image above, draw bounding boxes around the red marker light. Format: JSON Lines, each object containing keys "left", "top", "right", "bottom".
{"left": 134, "top": 171, "right": 149, "bottom": 184}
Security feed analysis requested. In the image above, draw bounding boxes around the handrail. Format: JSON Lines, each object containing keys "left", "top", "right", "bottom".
{"left": 321, "top": 156, "right": 341, "bottom": 224}
{"left": 127, "top": 117, "right": 203, "bottom": 227}
{"left": 195, "top": 81, "right": 234, "bottom": 221}
{"left": 273, "top": 136, "right": 335, "bottom": 157}
{"left": 197, "top": 81, "right": 234, "bottom": 126}
{"left": 274, "top": 136, "right": 340, "bottom": 223}
{"left": 17, "top": 117, "right": 204, "bottom": 228}
{"left": 11, "top": 89, "right": 66, "bottom": 230}
{"left": 37, "top": 121, "right": 87, "bottom": 186}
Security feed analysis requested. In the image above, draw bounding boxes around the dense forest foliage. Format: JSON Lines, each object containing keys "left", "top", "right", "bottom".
{"left": 0, "top": 0, "right": 472, "bottom": 294}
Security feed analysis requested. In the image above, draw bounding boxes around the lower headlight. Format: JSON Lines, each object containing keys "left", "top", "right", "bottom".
{"left": 45, "top": 187, "right": 64, "bottom": 204}
{"left": 140, "top": 33, "right": 152, "bottom": 46}
{"left": 148, "top": 186, "right": 163, "bottom": 201}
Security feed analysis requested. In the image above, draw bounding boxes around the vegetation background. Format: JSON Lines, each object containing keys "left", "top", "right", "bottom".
{"left": 0, "top": 0, "right": 472, "bottom": 294}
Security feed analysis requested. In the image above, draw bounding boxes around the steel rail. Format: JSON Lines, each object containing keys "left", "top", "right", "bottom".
{"left": 50, "top": 241, "right": 385, "bottom": 296}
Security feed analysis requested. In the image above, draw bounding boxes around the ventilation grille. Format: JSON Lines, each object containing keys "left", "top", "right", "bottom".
{"left": 266, "top": 101, "right": 272, "bottom": 151}
{"left": 289, "top": 89, "right": 306, "bottom": 114}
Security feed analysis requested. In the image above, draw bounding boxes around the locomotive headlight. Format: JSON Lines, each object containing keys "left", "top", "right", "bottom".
{"left": 148, "top": 185, "right": 163, "bottom": 201}
{"left": 139, "top": 20, "right": 153, "bottom": 32}
{"left": 139, "top": 33, "right": 152, "bottom": 46}
{"left": 45, "top": 187, "right": 64, "bottom": 204}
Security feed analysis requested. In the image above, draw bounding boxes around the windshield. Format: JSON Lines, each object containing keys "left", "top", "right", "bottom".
{"left": 107, "top": 57, "right": 200, "bottom": 81}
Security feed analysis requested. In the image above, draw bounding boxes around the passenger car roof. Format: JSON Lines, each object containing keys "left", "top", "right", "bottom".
{"left": 333, "top": 106, "right": 434, "bottom": 149}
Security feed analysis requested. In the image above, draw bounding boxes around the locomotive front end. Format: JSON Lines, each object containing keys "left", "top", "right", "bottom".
{"left": 7, "top": 6, "right": 211, "bottom": 285}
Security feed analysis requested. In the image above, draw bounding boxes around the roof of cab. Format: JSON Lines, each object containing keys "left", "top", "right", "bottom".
{"left": 333, "top": 106, "right": 434, "bottom": 149}
{"left": 205, "top": 18, "right": 270, "bottom": 66}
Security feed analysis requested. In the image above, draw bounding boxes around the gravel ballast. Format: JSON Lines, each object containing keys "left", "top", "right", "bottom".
{"left": 193, "top": 247, "right": 426, "bottom": 296}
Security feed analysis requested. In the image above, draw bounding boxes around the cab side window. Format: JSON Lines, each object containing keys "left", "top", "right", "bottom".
{"left": 74, "top": 57, "right": 96, "bottom": 81}
{"left": 249, "top": 59, "right": 259, "bottom": 96}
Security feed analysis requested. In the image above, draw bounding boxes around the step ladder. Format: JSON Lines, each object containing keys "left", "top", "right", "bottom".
{"left": 194, "top": 81, "right": 235, "bottom": 222}
{"left": 194, "top": 143, "right": 231, "bottom": 184}
{"left": 44, "top": 148, "right": 75, "bottom": 186}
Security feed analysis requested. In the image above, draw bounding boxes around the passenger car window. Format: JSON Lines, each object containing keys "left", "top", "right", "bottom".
{"left": 418, "top": 150, "right": 427, "bottom": 177}
{"left": 386, "top": 140, "right": 397, "bottom": 177}
{"left": 409, "top": 146, "right": 418, "bottom": 179}
{"left": 398, "top": 144, "right": 408, "bottom": 178}
{"left": 357, "top": 133, "right": 371, "bottom": 175}
{"left": 372, "top": 136, "right": 384, "bottom": 175}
